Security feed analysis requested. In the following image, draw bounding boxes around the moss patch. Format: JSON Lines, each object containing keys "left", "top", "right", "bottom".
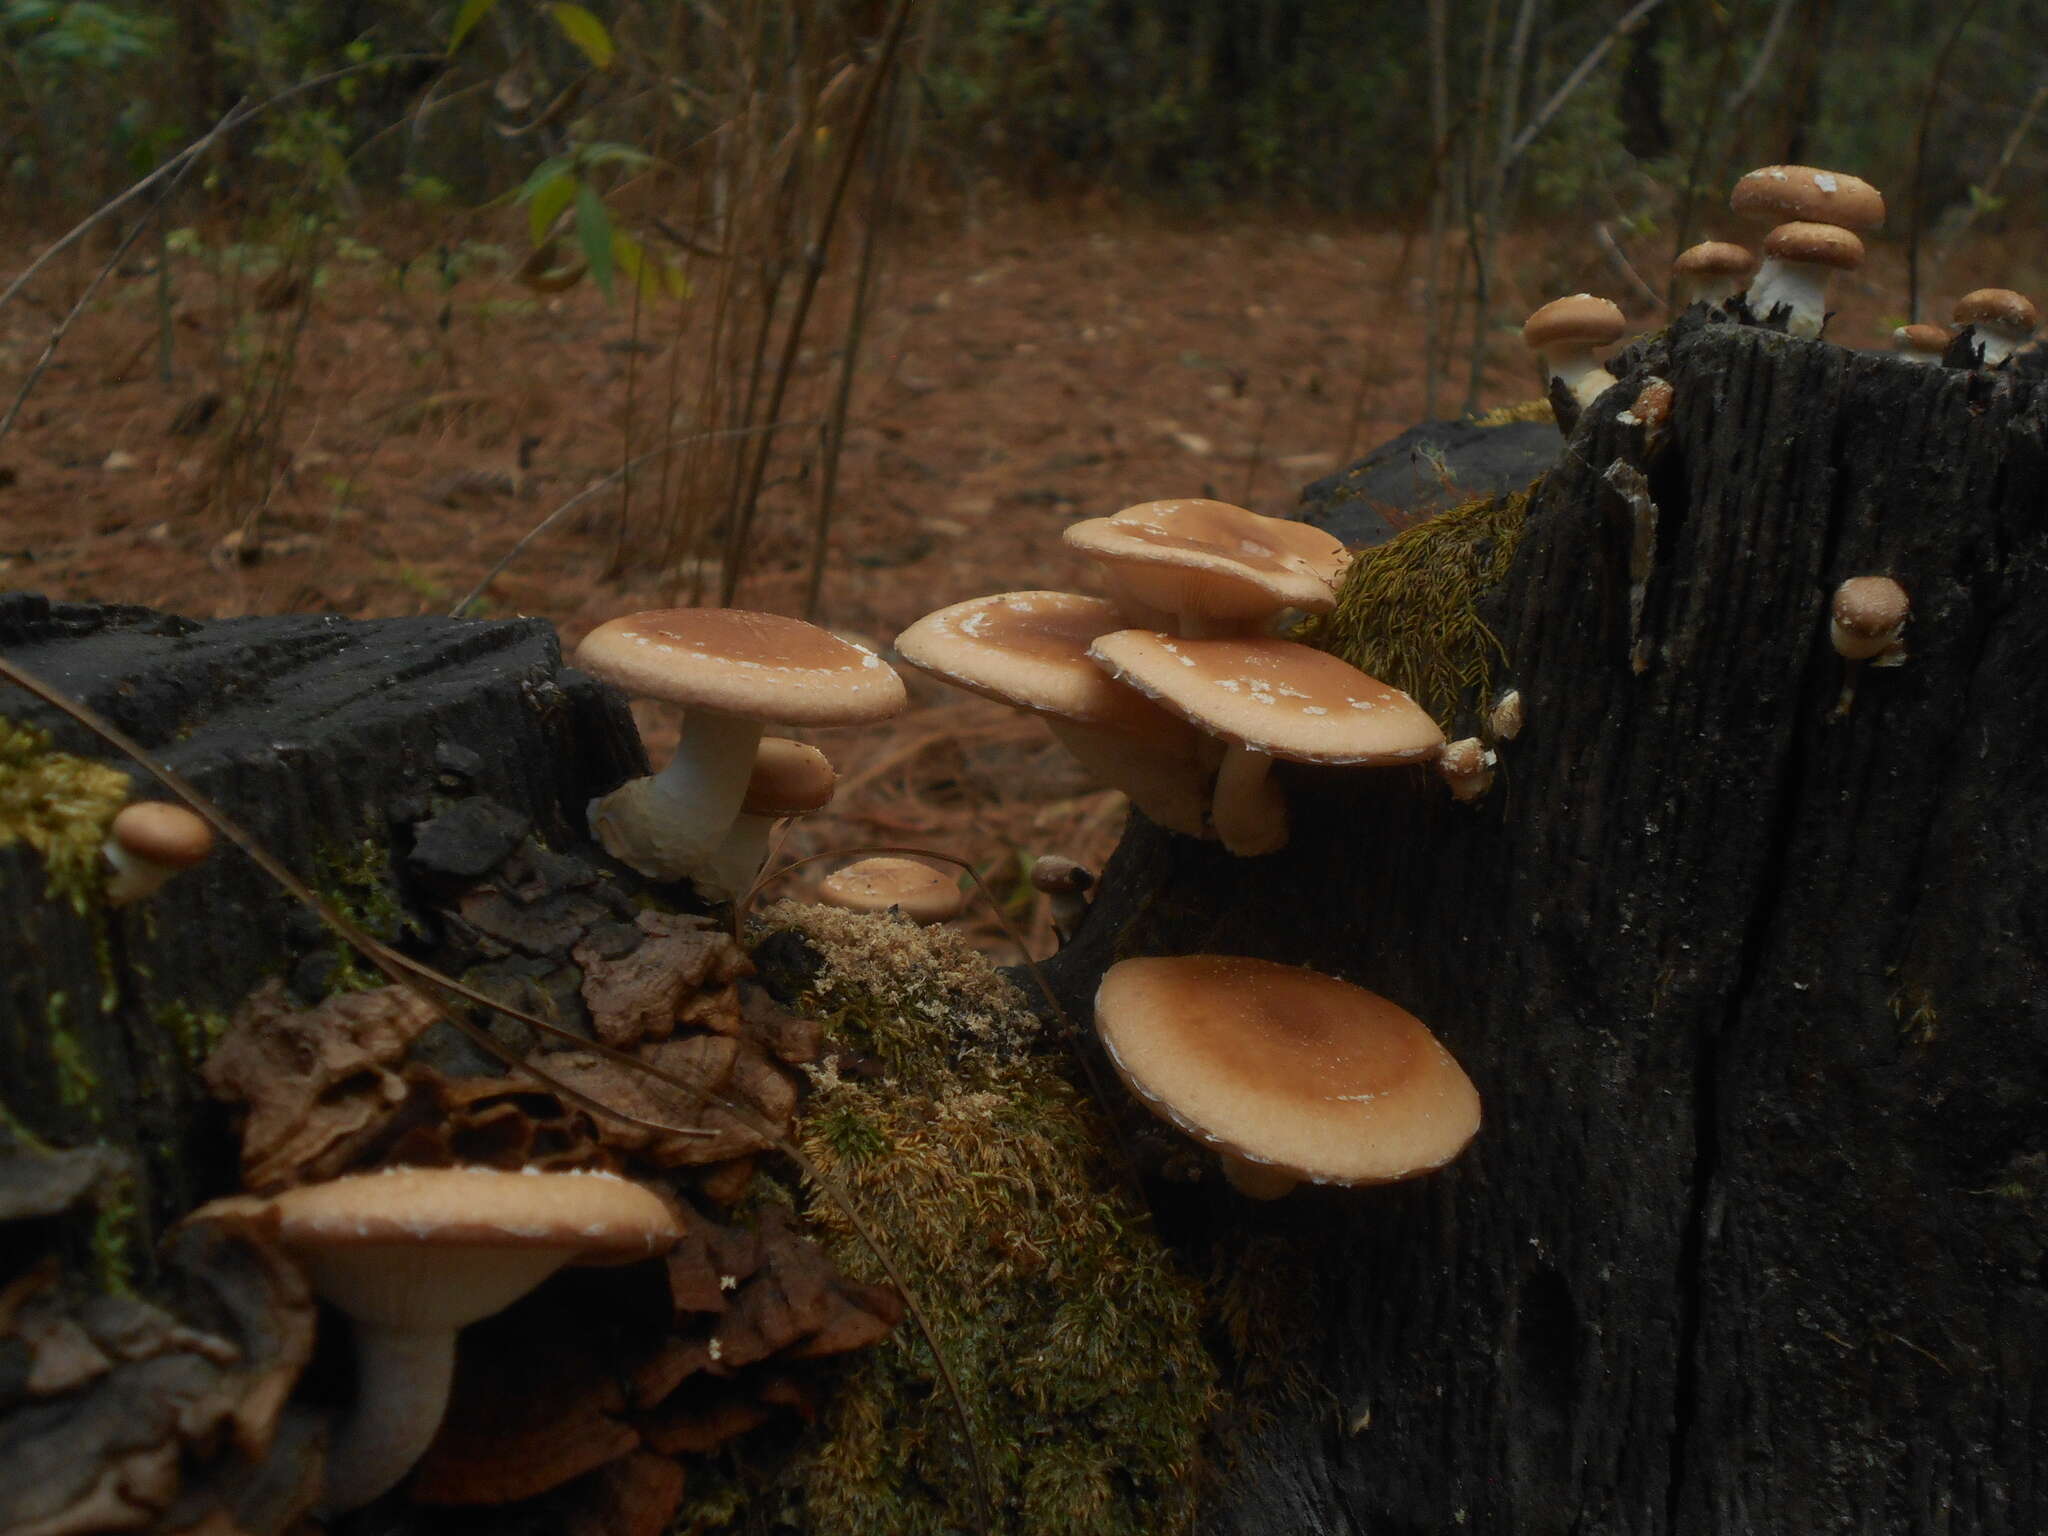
{"left": 732, "top": 901, "right": 1218, "bottom": 1536}
{"left": 1300, "top": 488, "right": 1532, "bottom": 730}
{"left": 0, "top": 716, "right": 132, "bottom": 913}
{"left": 1471, "top": 396, "right": 1555, "bottom": 427}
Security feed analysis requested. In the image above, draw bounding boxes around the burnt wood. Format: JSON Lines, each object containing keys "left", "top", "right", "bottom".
{"left": 1048, "top": 311, "right": 2048, "bottom": 1535}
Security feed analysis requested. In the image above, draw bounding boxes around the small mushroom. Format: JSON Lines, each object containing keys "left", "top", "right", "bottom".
{"left": 573, "top": 610, "right": 904, "bottom": 887}
{"left": 698, "top": 737, "right": 837, "bottom": 901}
{"left": 1951, "top": 289, "right": 2038, "bottom": 368}
{"left": 1028, "top": 854, "right": 1094, "bottom": 944}
{"left": 1891, "top": 323, "right": 1953, "bottom": 365}
{"left": 1831, "top": 576, "right": 1909, "bottom": 662}
{"left": 201, "top": 1166, "right": 683, "bottom": 1513}
{"left": 102, "top": 801, "right": 213, "bottom": 905}
{"left": 1093, "top": 955, "right": 1481, "bottom": 1199}
{"left": 1488, "top": 688, "right": 1525, "bottom": 742}
{"left": 1743, "top": 222, "right": 1864, "bottom": 340}
{"left": 1521, "top": 295, "right": 1626, "bottom": 412}
{"left": 1671, "top": 241, "right": 1757, "bottom": 308}
{"left": 817, "top": 856, "right": 963, "bottom": 924}
{"left": 1438, "top": 737, "right": 1497, "bottom": 801}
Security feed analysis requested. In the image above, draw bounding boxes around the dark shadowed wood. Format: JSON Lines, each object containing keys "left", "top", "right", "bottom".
{"left": 1046, "top": 312, "right": 2048, "bottom": 1535}
{"left": 0, "top": 595, "right": 644, "bottom": 1275}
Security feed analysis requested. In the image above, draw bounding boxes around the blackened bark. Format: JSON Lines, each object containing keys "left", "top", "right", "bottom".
{"left": 0, "top": 596, "right": 643, "bottom": 1276}
{"left": 1047, "top": 312, "right": 2048, "bottom": 1535}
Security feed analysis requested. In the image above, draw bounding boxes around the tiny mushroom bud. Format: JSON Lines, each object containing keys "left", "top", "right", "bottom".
{"left": 817, "top": 856, "right": 964, "bottom": 924}
{"left": 1029, "top": 853, "right": 1094, "bottom": 943}
{"left": 1831, "top": 576, "right": 1910, "bottom": 662}
{"left": 1952, "top": 289, "right": 2038, "bottom": 368}
{"left": 1744, "top": 222, "right": 1864, "bottom": 340}
{"left": 1521, "top": 295, "right": 1626, "bottom": 411}
{"left": 1094, "top": 955, "right": 1481, "bottom": 1200}
{"left": 1671, "top": 241, "right": 1757, "bottom": 307}
{"left": 1438, "top": 737, "right": 1497, "bottom": 802}
{"left": 102, "top": 800, "right": 214, "bottom": 905}
{"left": 1891, "top": 323, "right": 1953, "bottom": 365}
{"left": 1488, "top": 688, "right": 1524, "bottom": 741}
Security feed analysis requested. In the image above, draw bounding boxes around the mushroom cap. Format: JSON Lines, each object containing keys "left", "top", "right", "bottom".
{"left": 817, "top": 856, "right": 963, "bottom": 923}
{"left": 1672, "top": 241, "right": 1756, "bottom": 279}
{"left": 1953, "top": 288, "right": 2038, "bottom": 334}
{"left": 1730, "top": 165, "right": 1885, "bottom": 231}
{"left": 1063, "top": 500, "right": 1347, "bottom": 625}
{"left": 1832, "top": 576, "right": 1909, "bottom": 638}
{"left": 1522, "top": 294, "right": 1626, "bottom": 352}
{"left": 1095, "top": 955, "right": 1481, "bottom": 1187}
{"left": 1088, "top": 630, "right": 1444, "bottom": 765}
{"left": 266, "top": 1166, "right": 683, "bottom": 1330}
{"left": 108, "top": 801, "right": 214, "bottom": 868}
{"left": 1028, "top": 853, "right": 1093, "bottom": 896}
{"left": 1761, "top": 221, "right": 1865, "bottom": 269}
{"left": 741, "top": 738, "right": 836, "bottom": 816}
{"left": 574, "top": 609, "right": 906, "bottom": 727}
{"left": 1892, "top": 323, "right": 1953, "bottom": 356}
{"left": 895, "top": 590, "right": 1197, "bottom": 742}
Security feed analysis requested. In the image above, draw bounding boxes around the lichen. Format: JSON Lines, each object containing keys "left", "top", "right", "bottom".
{"left": 0, "top": 716, "right": 132, "bottom": 913}
{"left": 1300, "top": 487, "right": 1533, "bottom": 731}
{"left": 715, "top": 901, "right": 1219, "bottom": 1536}
{"left": 1470, "top": 396, "right": 1555, "bottom": 428}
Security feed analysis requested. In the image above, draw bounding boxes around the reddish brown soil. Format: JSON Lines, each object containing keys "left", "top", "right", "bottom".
{"left": 0, "top": 195, "right": 1949, "bottom": 956}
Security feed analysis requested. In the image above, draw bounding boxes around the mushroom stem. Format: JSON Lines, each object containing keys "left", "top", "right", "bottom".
{"left": 1209, "top": 742, "right": 1289, "bottom": 856}
{"left": 1219, "top": 1152, "right": 1299, "bottom": 1200}
{"left": 1542, "top": 350, "right": 1619, "bottom": 410}
{"left": 1743, "top": 258, "right": 1831, "bottom": 339}
{"left": 698, "top": 812, "right": 780, "bottom": 901}
{"left": 321, "top": 1323, "right": 457, "bottom": 1514}
{"left": 1045, "top": 717, "right": 1213, "bottom": 839}
{"left": 588, "top": 709, "right": 765, "bottom": 882}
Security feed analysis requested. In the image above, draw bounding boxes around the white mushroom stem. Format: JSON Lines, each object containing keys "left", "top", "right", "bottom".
{"left": 1220, "top": 1152, "right": 1299, "bottom": 1200}
{"left": 1209, "top": 743, "right": 1289, "bottom": 857}
{"left": 1966, "top": 323, "right": 2031, "bottom": 368}
{"left": 1743, "top": 258, "right": 1832, "bottom": 339}
{"left": 321, "top": 1323, "right": 458, "bottom": 1514}
{"left": 101, "top": 843, "right": 180, "bottom": 905}
{"left": 1538, "top": 348, "right": 1619, "bottom": 410}
{"left": 696, "top": 812, "right": 781, "bottom": 902}
{"left": 588, "top": 709, "right": 765, "bottom": 882}
{"left": 1045, "top": 718, "right": 1213, "bottom": 840}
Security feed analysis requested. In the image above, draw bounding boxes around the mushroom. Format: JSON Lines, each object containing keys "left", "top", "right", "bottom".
{"left": 572, "top": 609, "right": 904, "bottom": 887}
{"left": 1831, "top": 576, "right": 1909, "bottom": 662}
{"left": 1743, "top": 222, "right": 1864, "bottom": 340}
{"left": 1951, "top": 289, "right": 2038, "bottom": 368}
{"left": 214, "top": 1166, "right": 682, "bottom": 1513}
{"left": 1087, "top": 630, "right": 1443, "bottom": 857}
{"left": 699, "top": 737, "right": 837, "bottom": 901}
{"left": 1029, "top": 853, "right": 1094, "bottom": 944}
{"left": 1093, "top": 954, "right": 1481, "bottom": 1199}
{"left": 1671, "top": 241, "right": 1757, "bottom": 308}
{"left": 1438, "top": 736, "right": 1496, "bottom": 802}
{"left": 816, "top": 856, "right": 963, "bottom": 924}
{"left": 1728, "top": 164, "right": 1886, "bottom": 235}
{"left": 895, "top": 590, "right": 1214, "bottom": 838}
{"left": 1891, "top": 323, "right": 1953, "bottom": 366}
{"left": 1062, "top": 499, "right": 1349, "bottom": 638}
{"left": 1521, "top": 295, "right": 1626, "bottom": 411}
{"left": 102, "top": 800, "right": 214, "bottom": 905}
{"left": 1488, "top": 688, "right": 1525, "bottom": 742}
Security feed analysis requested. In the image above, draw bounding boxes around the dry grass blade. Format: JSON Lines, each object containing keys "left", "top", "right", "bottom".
{"left": 0, "top": 651, "right": 995, "bottom": 1536}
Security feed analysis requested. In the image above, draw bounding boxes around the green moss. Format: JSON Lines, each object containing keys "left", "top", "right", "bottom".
{"left": 89, "top": 1168, "right": 138, "bottom": 1296}
{"left": 46, "top": 994, "right": 102, "bottom": 1124}
{"left": 1470, "top": 396, "right": 1555, "bottom": 428}
{"left": 314, "top": 838, "right": 413, "bottom": 989}
{"left": 0, "top": 716, "right": 132, "bottom": 914}
{"left": 1299, "top": 487, "right": 1533, "bottom": 731}
{"left": 726, "top": 902, "right": 1218, "bottom": 1536}
{"left": 156, "top": 1000, "right": 230, "bottom": 1067}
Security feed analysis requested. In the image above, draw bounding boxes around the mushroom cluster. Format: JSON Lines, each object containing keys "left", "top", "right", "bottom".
{"left": 894, "top": 497, "right": 1447, "bottom": 857}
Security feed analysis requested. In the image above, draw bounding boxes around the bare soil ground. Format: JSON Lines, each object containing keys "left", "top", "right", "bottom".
{"left": 0, "top": 194, "right": 1943, "bottom": 956}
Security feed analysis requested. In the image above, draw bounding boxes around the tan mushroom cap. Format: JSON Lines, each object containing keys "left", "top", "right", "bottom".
{"left": 895, "top": 590, "right": 1193, "bottom": 741}
{"left": 1730, "top": 165, "right": 1885, "bottom": 231}
{"left": 741, "top": 738, "right": 836, "bottom": 816}
{"left": 1095, "top": 955, "right": 1481, "bottom": 1188}
{"left": 574, "top": 609, "right": 906, "bottom": 727}
{"left": 1522, "top": 294, "right": 1626, "bottom": 352}
{"left": 1673, "top": 241, "right": 1756, "bottom": 279}
{"left": 1088, "top": 630, "right": 1444, "bottom": 765}
{"left": 108, "top": 801, "right": 214, "bottom": 867}
{"left": 817, "top": 856, "right": 963, "bottom": 923}
{"left": 1063, "top": 500, "right": 1346, "bottom": 626}
{"left": 1892, "top": 323, "right": 1952, "bottom": 356}
{"left": 1831, "top": 576, "right": 1909, "bottom": 659}
{"left": 1762, "top": 221, "right": 1864, "bottom": 270}
{"left": 1954, "top": 288, "right": 2038, "bottom": 333}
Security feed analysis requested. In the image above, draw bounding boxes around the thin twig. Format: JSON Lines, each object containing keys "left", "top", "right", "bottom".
{"left": 1593, "top": 221, "right": 1667, "bottom": 312}
{"left": 1501, "top": 0, "right": 1675, "bottom": 169}
{"left": 1905, "top": 0, "right": 1990, "bottom": 320}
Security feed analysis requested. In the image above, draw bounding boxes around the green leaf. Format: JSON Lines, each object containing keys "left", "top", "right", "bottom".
{"left": 574, "top": 180, "right": 615, "bottom": 296}
{"left": 576, "top": 141, "right": 653, "bottom": 173}
{"left": 524, "top": 170, "right": 577, "bottom": 245}
{"left": 548, "top": 3, "right": 615, "bottom": 70}
{"left": 447, "top": 0, "right": 500, "bottom": 52}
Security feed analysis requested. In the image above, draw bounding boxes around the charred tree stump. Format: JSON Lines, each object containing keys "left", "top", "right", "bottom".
{"left": 1046, "top": 311, "right": 2048, "bottom": 1535}
{"left": 0, "top": 595, "right": 644, "bottom": 1277}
